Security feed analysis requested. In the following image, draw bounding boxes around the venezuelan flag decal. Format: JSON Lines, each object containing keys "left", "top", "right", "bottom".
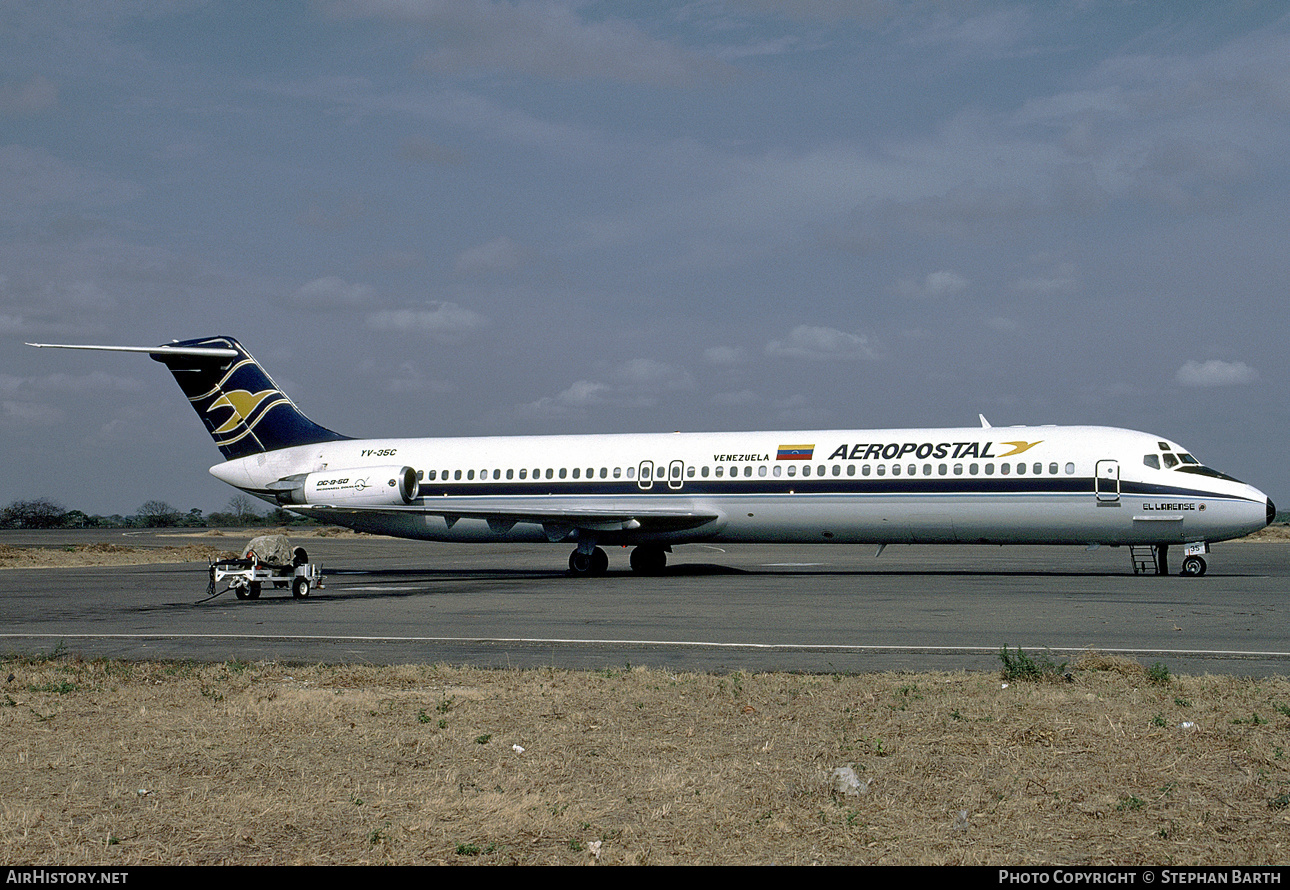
{"left": 777, "top": 444, "right": 815, "bottom": 460}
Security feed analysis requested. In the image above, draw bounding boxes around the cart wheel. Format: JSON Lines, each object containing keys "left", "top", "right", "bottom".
{"left": 292, "top": 576, "right": 310, "bottom": 598}
{"left": 248, "top": 582, "right": 261, "bottom": 599}
{"left": 235, "top": 585, "right": 249, "bottom": 600}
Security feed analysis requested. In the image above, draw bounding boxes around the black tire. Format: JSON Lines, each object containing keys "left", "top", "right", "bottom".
{"left": 1181, "top": 556, "right": 1207, "bottom": 577}
{"left": 569, "top": 550, "right": 593, "bottom": 576}
{"left": 293, "top": 547, "right": 308, "bottom": 567}
{"left": 292, "top": 576, "right": 310, "bottom": 598}
{"left": 630, "top": 546, "right": 667, "bottom": 575}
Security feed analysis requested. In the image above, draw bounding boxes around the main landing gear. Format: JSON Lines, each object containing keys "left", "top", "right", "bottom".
{"left": 567, "top": 544, "right": 669, "bottom": 577}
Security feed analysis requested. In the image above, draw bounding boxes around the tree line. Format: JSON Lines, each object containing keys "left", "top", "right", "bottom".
{"left": 0, "top": 494, "right": 317, "bottom": 530}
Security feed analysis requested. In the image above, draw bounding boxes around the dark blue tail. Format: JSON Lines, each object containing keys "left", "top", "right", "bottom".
{"left": 151, "top": 336, "right": 349, "bottom": 460}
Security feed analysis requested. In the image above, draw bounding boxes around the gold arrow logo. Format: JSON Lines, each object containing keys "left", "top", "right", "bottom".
{"left": 998, "top": 440, "right": 1043, "bottom": 457}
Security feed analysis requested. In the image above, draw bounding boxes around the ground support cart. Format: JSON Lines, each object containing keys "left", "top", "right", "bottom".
{"left": 208, "top": 546, "right": 324, "bottom": 599}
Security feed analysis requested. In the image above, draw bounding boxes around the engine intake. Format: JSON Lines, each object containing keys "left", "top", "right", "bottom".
{"left": 279, "top": 465, "right": 419, "bottom": 507}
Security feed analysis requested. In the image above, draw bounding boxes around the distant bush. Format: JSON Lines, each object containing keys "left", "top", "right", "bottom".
{"left": 0, "top": 498, "right": 69, "bottom": 529}
{"left": 1, "top": 497, "right": 318, "bottom": 530}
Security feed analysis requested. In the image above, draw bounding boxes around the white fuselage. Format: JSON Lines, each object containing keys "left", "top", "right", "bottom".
{"left": 209, "top": 424, "right": 1272, "bottom": 549}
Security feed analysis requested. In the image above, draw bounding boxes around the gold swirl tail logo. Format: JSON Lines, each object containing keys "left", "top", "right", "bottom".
{"left": 208, "top": 389, "right": 286, "bottom": 435}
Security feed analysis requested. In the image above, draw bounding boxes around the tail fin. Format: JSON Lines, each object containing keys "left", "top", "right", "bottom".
{"left": 28, "top": 336, "right": 349, "bottom": 460}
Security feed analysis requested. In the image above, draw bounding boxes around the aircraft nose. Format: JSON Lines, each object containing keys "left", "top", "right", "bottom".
{"left": 1269, "top": 497, "right": 1278, "bottom": 527}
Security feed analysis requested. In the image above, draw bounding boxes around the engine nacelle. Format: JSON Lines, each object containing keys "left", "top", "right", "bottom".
{"left": 280, "top": 465, "right": 419, "bottom": 507}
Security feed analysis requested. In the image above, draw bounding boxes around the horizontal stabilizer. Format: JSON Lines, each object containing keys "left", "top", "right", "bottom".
{"left": 27, "top": 342, "right": 240, "bottom": 359}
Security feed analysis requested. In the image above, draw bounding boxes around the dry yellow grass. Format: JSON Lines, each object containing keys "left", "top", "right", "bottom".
{"left": 2, "top": 654, "right": 1288, "bottom": 865}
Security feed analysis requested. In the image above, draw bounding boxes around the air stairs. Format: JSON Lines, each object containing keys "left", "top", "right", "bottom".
{"left": 1129, "top": 545, "right": 1159, "bottom": 575}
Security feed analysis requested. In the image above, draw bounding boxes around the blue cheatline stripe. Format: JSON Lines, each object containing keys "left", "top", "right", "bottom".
{"left": 268, "top": 476, "right": 1257, "bottom": 506}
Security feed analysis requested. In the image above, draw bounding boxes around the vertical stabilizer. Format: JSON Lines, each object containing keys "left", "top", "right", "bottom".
{"left": 28, "top": 336, "right": 349, "bottom": 460}
{"left": 150, "top": 336, "right": 348, "bottom": 459}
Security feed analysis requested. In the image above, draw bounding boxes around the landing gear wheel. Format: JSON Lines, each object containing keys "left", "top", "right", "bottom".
{"left": 1181, "top": 556, "right": 1207, "bottom": 577}
{"left": 292, "top": 576, "right": 311, "bottom": 598}
{"left": 568, "top": 547, "right": 609, "bottom": 577}
{"left": 630, "top": 545, "right": 667, "bottom": 575}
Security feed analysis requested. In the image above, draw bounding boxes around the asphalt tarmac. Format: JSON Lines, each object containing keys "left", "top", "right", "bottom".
{"left": 1, "top": 530, "right": 1286, "bottom": 675}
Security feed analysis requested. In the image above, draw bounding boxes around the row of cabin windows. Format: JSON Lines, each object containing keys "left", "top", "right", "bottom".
{"left": 419, "top": 461, "right": 1080, "bottom": 483}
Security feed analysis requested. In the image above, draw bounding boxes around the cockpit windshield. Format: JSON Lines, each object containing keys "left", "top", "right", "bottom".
{"left": 1144, "top": 449, "right": 1244, "bottom": 484}
{"left": 1177, "top": 464, "right": 1245, "bottom": 484}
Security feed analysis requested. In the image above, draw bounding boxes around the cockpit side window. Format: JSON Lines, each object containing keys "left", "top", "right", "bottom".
{"left": 1143, "top": 454, "right": 1160, "bottom": 470}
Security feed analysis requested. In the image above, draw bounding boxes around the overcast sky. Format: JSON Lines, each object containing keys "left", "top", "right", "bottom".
{"left": 3, "top": 1, "right": 1288, "bottom": 517}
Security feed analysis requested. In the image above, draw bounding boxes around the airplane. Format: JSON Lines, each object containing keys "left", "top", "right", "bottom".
{"left": 28, "top": 335, "right": 1275, "bottom": 578}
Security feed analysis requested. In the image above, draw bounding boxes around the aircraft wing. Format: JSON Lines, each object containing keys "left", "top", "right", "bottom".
{"left": 292, "top": 497, "right": 723, "bottom": 539}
